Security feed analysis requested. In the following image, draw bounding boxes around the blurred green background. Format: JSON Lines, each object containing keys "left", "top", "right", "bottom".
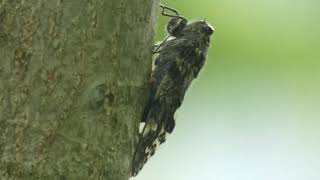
{"left": 134, "top": 0, "right": 320, "bottom": 179}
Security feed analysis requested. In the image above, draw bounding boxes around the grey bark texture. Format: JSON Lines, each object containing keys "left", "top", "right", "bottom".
{"left": 0, "top": 0, "right": 158, "bottom": 179}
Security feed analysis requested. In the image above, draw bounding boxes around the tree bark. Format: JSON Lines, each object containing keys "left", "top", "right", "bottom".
{"left": 0, "top": 0, "right": 158, "bottom": 179}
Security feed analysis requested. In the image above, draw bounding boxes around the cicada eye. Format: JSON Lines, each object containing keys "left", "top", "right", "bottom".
{"left": 167, "top": 17, "right": 187, "bottom": 37}
{"left": 202, "top": 25, "right": 214, "bottom": 35}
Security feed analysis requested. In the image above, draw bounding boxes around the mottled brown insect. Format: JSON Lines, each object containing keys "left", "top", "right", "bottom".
{"left": 131, "top": 4, "right": 214, "bottom": 176}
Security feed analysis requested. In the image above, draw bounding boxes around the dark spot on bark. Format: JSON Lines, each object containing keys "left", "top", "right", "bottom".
{"left": 90, "top": 84, "right": 106, "bottom": 110}
{"left": 90, "top": 83, "right": 116, "bottom": 110}
{"left": 111, "top": 116, "right": 118, "bottom": 129}
{"left": 0, "top": 9, "right": 7, "bottom": 47}
{"left": 13, "top": 47, "right": 32, "bottom": 78}
{"left": 105, "top": 91, "right": 114, "bottom": 105}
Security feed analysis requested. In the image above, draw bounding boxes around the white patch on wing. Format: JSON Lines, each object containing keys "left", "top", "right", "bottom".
{"left": 160, "top": 126, "right": 166, "bottom": 134}
{"left": 145, "top": 147, "right": 151, "bottom": 154}
{"left": 139, "top": 122, "right": 145, "bottom": 134}
{"left": 152, "top": 54, "right": 159, "bottom": 70}
{"left": 152, "top": 138, "right": 161, "bottom": 148}
{"left": 167, "top": 36, "right": 176, "bottom": 41}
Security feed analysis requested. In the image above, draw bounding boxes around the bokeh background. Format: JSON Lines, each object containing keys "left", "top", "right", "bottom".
{"left": 134, "top": 0, "right": 320, "bottom": 179}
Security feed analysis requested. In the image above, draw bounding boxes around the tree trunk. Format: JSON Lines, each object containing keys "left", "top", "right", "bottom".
{"left": 0, "top": 0, "right": 158, "bottom": 179}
